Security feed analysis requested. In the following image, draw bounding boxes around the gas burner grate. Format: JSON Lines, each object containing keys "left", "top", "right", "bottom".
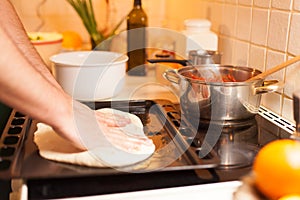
{"left": 0, "top": 110, "right": 30, "bottom": 178}
{"left": 258, "top": 106, "right": 295, "bottom": 134}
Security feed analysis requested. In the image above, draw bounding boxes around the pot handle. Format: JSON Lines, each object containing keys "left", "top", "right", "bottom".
{"left": 163, "top": 69, "right": 180, "bottom": 84}
{"left": 254, "top": 80, "right": 284, "bottom": 95}
{"left": 147, "top": 59, "right": 189, "bottom": 66}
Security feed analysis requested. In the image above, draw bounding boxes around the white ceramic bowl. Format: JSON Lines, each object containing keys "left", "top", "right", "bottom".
{"left": 28, "top": 32, "right": 63, "bottom": 69}
{"left": 50, "top": 51, "right": 128, "bottom": 100}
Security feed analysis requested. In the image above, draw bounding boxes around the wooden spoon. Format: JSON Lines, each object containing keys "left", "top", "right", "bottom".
{"left": 246, "top": 55, "right": 300, "bottom": 82}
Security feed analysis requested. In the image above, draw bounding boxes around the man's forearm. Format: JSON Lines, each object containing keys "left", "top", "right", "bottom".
{"left": 0, "top": 0, "right": 62, "bottom": 89}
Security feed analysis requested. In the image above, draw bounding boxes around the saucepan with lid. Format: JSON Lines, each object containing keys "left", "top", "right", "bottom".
{"left": 163, "top": 64, "right": 282, "bottom": 124}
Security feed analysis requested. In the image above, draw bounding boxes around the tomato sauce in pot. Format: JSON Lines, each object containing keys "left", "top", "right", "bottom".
{"left": 182, "top": 71, "right": 238, "bottom": 82}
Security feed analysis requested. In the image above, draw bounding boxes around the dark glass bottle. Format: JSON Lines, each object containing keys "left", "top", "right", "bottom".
{"left": 127, "top": 0, "right": 148, "bottom": 76}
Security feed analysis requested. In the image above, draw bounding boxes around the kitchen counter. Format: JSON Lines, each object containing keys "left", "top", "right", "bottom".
{"left": 108, "top": 64, "right": 180, "bottom": 103}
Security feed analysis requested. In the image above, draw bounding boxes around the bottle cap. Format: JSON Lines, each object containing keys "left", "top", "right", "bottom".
{"left": 184, "top": 19, "right": 211, "bottom": 32}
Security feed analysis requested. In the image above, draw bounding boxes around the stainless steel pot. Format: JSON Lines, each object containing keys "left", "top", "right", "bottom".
{"left": 164, "top": 65, "right": 282, "bottom": 123}
{"left": 188, "top": 50, "right": 222, "bottom": 65}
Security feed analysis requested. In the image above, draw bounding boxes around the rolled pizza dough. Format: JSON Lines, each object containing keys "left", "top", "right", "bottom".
{"left": 34, "top": 108, "right": 155, "bottom": 168}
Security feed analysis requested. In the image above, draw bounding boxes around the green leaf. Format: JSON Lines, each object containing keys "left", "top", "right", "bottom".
{"left": 65, "top": 0, "right": 125, "bottom": 44}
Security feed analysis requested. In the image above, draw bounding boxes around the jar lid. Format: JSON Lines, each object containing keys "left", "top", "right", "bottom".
{"left": 184, "top": 19, "right": 211, "bottom": 30}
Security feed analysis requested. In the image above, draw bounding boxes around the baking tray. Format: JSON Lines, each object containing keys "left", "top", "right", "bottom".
{"left": 0, "top": 100, "right": 220, "bottom": 180}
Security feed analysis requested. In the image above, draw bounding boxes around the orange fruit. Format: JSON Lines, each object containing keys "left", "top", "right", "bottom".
{"left": 279, "top": 194, "right": 300, "bottom": 200}
{"left": 253, "top": 139, "right": 300, "bottom": 200}
{"left": 61, "top": 31, "right": 82, "bottom": 50}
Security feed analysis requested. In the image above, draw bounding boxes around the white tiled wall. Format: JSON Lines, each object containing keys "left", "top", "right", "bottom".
{"left": 254, "top": 0, "right": 270, "bottom": 8}
{"left": 11, "top": 0, "right": 300, "bottom": 122}
{"left": 236, "top": 6, "right": 252, "bottom": 41}
{"left": 272, "top": 0, "right": 293, "bottom": 10}
{"left": 268, "top": 10, "right": 291, "bottom": 52}
{"left": 295, "top": 0, "right": 300, "bottom": 10}
{"left": 289, "top": 13, "right": 300, "bottom": 55}
{"left": 201, "top": 0, "right": 300, "bottom": 122}
{"left": 251, "top": 8, "right": 269, "bottom": 46}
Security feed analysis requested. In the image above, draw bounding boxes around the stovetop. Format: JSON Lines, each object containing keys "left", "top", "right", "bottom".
{"left": 0, "top": 99, "right": 295, "bottom": 199}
